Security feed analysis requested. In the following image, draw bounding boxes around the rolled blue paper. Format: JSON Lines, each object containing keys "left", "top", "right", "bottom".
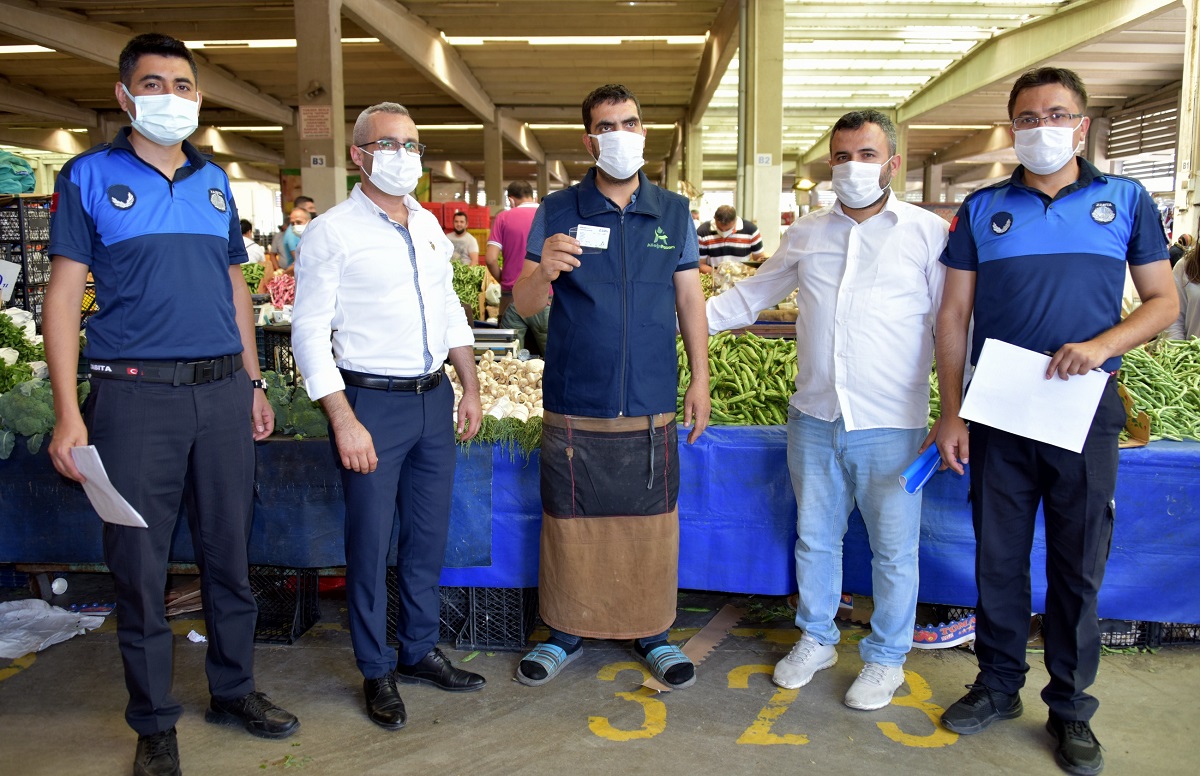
{"left": 899, "top": 445, "right": 942, "bottom": 494}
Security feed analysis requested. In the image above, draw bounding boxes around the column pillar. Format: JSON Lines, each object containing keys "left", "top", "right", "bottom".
{"left": 537, "top": 162, "right": 550, "bottom": 201}
{"left": 740, "top": 0, "right": 785, "bottom": 254}
{"left": 892, "top": 120, "right": 908, "bottom": 197}
{"left": 922, "top": 161, "right": 944, "bottom": 203}
{"left": 294, "top": 0, "right": 347, "bottom": 210}
{"left": 1173, "top": 0, "right": 1199, "bottom": 240}
{"left": 483, "top": 117, "right": 504, "bottom": 213}
{"left": 683, "top": 116, "right": 704, "bottom": 204}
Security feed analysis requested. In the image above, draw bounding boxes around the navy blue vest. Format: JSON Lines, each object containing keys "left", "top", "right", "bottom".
{"left": 540, "top": 170, "right": 693, "bottom": 417}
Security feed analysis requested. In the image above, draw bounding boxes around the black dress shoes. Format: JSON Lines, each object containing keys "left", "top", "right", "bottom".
{"left": 205, "top": 690, "right": 300, "bottom": 739}
{"left": 394, "top": 647, "right": 487, "bottom": 692}
{"left": 364, "top": 674, "right": 407, "bottom": 730}
{"left": 133, "top": 727, "right": 181, "bottom": 776}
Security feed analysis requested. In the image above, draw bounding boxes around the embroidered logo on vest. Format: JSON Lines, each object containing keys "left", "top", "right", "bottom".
{"left": 647, "top": 226, "right": 675, "bottom": 250}
{"left": 1091, "top": 201, "right": 1116, "bottom": 224}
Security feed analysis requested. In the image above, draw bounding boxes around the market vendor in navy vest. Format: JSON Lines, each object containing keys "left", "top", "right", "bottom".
{"left": 42, "top": 32, "right": 298, "bottom": 776}
{"left": 510, "top": 83, "right": 711, "bottom": 689}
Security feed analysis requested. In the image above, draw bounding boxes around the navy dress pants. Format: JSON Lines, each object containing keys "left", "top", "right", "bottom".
{"left": 87, "top": 372, "right": 258, "bottom": 735}
{"left": 968, "top": 380, "right": 1124, "bottom": 722}
{"left": 336, "top": 377, "right": 456, "bottom": 679}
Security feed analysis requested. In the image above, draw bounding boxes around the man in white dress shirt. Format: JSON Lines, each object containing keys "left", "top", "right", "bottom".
{"left": 291, "top": 102, "right": 485, "bottom": 732}
{"left": 707, "top": 109, "right": 948, "bottom": 711}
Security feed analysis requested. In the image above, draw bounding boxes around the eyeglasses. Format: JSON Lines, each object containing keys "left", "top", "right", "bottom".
{"left": 358, "top": 138, "right": 426, "bottom": 157}
{"left": 1011, "top": 113, "right": 1083, "bottom": 131}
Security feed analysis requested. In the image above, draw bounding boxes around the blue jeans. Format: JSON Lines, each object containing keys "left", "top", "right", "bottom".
{"left": 787, "top": 408, "right": 925, "bottom": 665}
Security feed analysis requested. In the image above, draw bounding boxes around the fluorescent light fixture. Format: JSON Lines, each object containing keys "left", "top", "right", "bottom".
{"left": 215, "top": 126, "right": 285, "bottom": 132}
{"left": 0, "top": 45, "right": 55, "bottom": 54}
{"left": 445, "top": 36, "right": 704, "bottom": 46}
{"left": 909, "top": 125, "right": 994, "bottom": 131}
{"left": 184, "top": 38, "right": 378, "bottom": 48}
{"left": 420, "top": 124, "right": 485, "bottom": 131}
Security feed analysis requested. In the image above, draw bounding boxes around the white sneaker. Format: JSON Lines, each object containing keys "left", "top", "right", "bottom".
{"left": 844, "top": 662, "right": 905, "bottom": 710}
{"left": 773, "top": 635, "right": 837, "bottom": 689}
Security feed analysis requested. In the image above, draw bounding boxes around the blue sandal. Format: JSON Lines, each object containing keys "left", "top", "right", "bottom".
{"left": 516, "top": 643, "right": 581, "bottom": 687}
{"left": 640, "top": 644, "right": 696, "bottom": 689}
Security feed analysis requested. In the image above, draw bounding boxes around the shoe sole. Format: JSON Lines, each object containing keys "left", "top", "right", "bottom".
{"left": 941, "top": 702, "right": 1023, "bottom": 735}
{"left": 204, "top": 709, "right": 300, "bottom": 739}
{"left": 394, "top": 673, "right": 487, "bottom": 693}
{"left": 516, "top": 646, "right": 581, "bottom": 687}
{"left": 911, "top": 635, "right": 975, "bottom": 650}
{"left": 367, "top": 712, "right": 406, "bottom": 731}
{"left": 772, "top": 652, "right": 837, "bottom": 690}
{"left": 1046, "top": 721, "right": 1104, "bottom": 776}
{"left": 845, "top": 682, "right": 905, "bottom": 711}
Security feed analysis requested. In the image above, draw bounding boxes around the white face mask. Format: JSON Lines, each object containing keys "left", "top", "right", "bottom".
{"left": 291, "top": 223, "right": 307, "bottom": 235}
{"left": 121, "top": 83, "right": 199, "bottom": 146}
{"left": 589, "top": 131, "right": 645, "bottom": 181}
{"left": 1013, "top": 122, "right": 1082, "bottom": 176}
{"left": 831, "top": 159, "right": 892, "bottom": 209}
{"left": 359, "top": 148, "right": 423, "bottom": 197}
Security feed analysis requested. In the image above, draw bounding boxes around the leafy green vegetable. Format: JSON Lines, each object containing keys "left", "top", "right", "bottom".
{"left": 0, "top": 378, "right": 55, "bottom": 456}
{"left": 451, "top": 263, "right": 487, "bottom": 319}
{"left": 0, "top": 360, "right": 33, "bottom": 394}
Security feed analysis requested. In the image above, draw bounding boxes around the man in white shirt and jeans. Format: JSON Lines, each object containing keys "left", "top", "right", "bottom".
{"left": 291, "top": 102, "right": 485, "bottom": 732}
{"left": 707, "top": 109, "right": 948, "bottom": 711}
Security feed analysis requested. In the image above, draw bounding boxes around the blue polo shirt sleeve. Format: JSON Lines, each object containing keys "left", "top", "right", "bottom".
{"left": 939, "top": 200, "right": 979, "bottom": 271}
{"left": 525, "top": 205, "right": 546, "bottom": 261}
{"left": 1128, "top": 187, "right": 1169, "bottom": 265}
{"left": 225, "top": 185, "right": 249, "bottom": 265}
{"left": 48, "top": 167, "right": 96, "bottom": 265}
{"left": 676, "top": 217, "right": 699, "bottom": 271}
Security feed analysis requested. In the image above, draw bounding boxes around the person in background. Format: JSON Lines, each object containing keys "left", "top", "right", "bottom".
{"left": 272, "top": 207, "right": 310, "bottom": 276}
{"left": 43, "top": 32, "right": 297, "bottom": 776}
{"left": 691, "top": 208, "right": 701, "bottom": 230}
{"left": 696, "top": 204, "right": 766, "bottom": 273}
{"left": 1166, "top": 232, "right": 1200, "bottom": 339}
{"left": 708, "top": 109, "right": 948, "bottom": 712}
{"left": 486, "top": 180, "right": 539, "bottom": 318}
{"left": 935, "top": 67, "right": 1176, "bottom": 776}
{"left": 510, "top": 83, "right": 710, "bottom": 689}
{"left": 1168, "top": 233, "right": 1193, "bottom": 267}
{"left": 447, "top": 211, "right": 480, "bottom": 265}
{"left": 294, "top": 195, "right": 318, "bottom": 218}
{"left": 291, "top": 101, "right": 486, "bottom": 733}
{"left": 240, "top": 218, "right": 265, "bottom": 264}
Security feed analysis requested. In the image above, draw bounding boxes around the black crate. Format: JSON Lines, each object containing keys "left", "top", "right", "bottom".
{"left": 1144, "top": 622, "right": 1200, "bottom": 648}
{"left": 384, "top": 569, "right": 471, "bottom": 646}
{"left": 249, "top": 566, "right": 320, "bottom": 645}
{"left": 460, "top": 587, "right": 539, "bottom": 652}
{"left": 261, "top": 325, "right": 296, "bottom": 382}
{"left": 1099, "top": 618, "right": 1147, "bottom": 648}
{"left": 0, "top": 565, "right": 29, "bottom": 588}
{"left": 0, "top": 202, "right": 50, "bottom": 242}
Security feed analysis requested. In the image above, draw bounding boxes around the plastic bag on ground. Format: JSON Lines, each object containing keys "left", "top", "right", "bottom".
{"left": 0, "top": 599, "right": 105, "bottom": 659}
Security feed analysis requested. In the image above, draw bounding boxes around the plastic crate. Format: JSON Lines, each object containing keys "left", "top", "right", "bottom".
{"left": 249, "top": 566, "right": 321, "bottom": 645}
{"left": 1098, "top": 618, "right": 1147, "bottom": 648}
{"left": 384, "top": 570, "right": 471, "bottom": 646}
{"left": 260, "top": 325, "right": 296, "bottom": 382}
{"left": 1144, "top": 622, "right": 1200, "bottom": 648}
{"left": 459, "top": 587, "right": 539, "bottom": 652}
{"left": 0, "top": 202, "right": 50, "bottom": 242}
{"left": 468, "top": 204, "right": 490, "bottom": 229}
{"left": 422, "top": 201, "right": 443, "bottom": 227}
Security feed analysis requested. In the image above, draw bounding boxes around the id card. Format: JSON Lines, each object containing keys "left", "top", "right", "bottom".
{"left": 570, "top": 224, "right": 609, "bottom": 253}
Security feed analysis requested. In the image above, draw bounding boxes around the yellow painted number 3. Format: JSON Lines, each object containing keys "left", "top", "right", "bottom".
{"left": 876, "top": 669, "right": 959, "bottom": 748}
{"left": 588, "top": 662, "right": 667, "bottom": 741}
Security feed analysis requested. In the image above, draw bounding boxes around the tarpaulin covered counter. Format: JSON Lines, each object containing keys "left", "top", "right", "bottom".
{"left": 1, "top": 429, "right": 1197, "bottom": 623}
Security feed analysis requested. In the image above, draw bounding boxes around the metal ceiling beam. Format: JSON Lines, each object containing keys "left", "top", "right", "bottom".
{"left": 802, "top": 128, "right": 834, "bottom": 165}
{"left": 898, "top": 0, "right": 1181, "bottom": 124}
{"left": 932, "top": 126, "right": 1013, "bottom": 165}
{"left": 191, "top": 127, "right": 285, "bottom": 166}
{"left": 425, "top": 159, "right": 475, "bottom": 183}
{"left": 689, "top": 0, "right": 739, "bottom": 119}
{"left": 0, "top": 126, "right": 88, "bottom": 155}
{"left": 788, "top": 3, "right": 1070, "bottom": 15}
{"left": 224, "top": 162, "right": 279, "bottom": 183}
{"left": 341, "top": 0, "right": 543, "bottom": 165}
{"left": 0, "top": 0, "right": 294, "bottom": 125}
{"left": 0, "top": 78, "right": 98, "bottom": 128}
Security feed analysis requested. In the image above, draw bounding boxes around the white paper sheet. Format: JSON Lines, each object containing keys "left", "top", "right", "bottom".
{"left": 958, "top": 338, "right": 1109, "bottom": 454}
{"left": 70, "top": 446, "right": 148, "bottom": 528}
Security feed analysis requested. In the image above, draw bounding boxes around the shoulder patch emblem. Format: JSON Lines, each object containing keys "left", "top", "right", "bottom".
{"left": 107, "top": 184, "right": 136, "bottom": 210}
{"left": 1091, "top": 201, "right": 1116, "bottom": 224}
{"left": 990, "top": 211, "right": 1013, "bottom": 235}
{"left": 208, "top": 188, "right": 227, "bottom": 212}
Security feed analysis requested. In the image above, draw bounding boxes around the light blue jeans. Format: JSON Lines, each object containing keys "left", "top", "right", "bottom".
{"left": 788, "top": 407, "right": 925, "bottom": 666}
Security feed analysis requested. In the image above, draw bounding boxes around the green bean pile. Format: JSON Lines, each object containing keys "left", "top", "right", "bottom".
{"left": 677, "top": 332, "right": 797, "bottom": 425}
{"left": 1121, "top": 340, "right": 1200, "bottom": 441}
{"left": 452, "top": 264, "right": 488, "bottom": 319}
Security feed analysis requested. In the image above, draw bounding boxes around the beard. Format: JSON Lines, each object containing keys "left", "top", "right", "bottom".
{"left": 454, "top": 227, "right": 466, "bottom": 235}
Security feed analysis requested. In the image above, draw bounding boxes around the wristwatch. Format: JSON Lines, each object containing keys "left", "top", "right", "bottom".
{"left": 251, "top": 379, "right": 267, "bottom": 390}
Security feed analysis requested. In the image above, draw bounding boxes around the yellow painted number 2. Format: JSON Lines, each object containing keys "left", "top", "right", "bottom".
{"left": 728, "top": 664, "right": 808, "bottom": 745}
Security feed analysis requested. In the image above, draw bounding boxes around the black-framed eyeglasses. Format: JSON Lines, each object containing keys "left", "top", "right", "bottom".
{"left": 1011, "top": 113, "right": 1083, "bottom": 131}
{"left": 358, "top": 138, "right": 426, "bottom": 157}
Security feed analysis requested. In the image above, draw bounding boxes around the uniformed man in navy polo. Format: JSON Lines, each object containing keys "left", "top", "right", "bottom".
{"left": 43, "top": 33, "right": 298, "bottom": 776}
{"left": 934, "top": 67, "right": 1176, "bottom": 776}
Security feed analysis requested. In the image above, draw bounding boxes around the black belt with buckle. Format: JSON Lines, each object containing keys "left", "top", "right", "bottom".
{"left": 88, "top": 354, "right": 242, "bottom": 385}
{"left": 340, "top": 368, "right": 443, "bottom": 393}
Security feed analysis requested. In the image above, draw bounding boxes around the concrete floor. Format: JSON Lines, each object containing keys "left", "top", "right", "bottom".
{"left": 1, "top": 578, "right": 1196, "bottom": 776}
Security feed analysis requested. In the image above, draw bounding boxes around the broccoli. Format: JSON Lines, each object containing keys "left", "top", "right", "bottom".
{"left": 285, "top": 397, "right": 329, "bottom": 439}
{"left": 0, "top": 378, "right": 55, "bottom": 456}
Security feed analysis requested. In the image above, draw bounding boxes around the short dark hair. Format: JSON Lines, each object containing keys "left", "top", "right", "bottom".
{"left": 714, "top": 205, "right": 736, "bottom": 225}
{"left": 294, "top": 195, "right": 314, "bottom": 207}
{"left": 1008, "top": 67, "right": 1088, "bottom": 119}
{"left": 239, "top": 218, "right": 252, "bottom": 234}
{"left": 506, "top": 180, "right": 533, "bottom": 200}
{"left": 830, "top": 110, "right": 897, "bottom": 157}
{"left": 453, "top": 211, "right": 468, "bottom": 220}
{"left": 582, "top": 84, "right": 642, "bottom": 133}
{"left": 119, "top": 33, "right": 198, "bottom": 86}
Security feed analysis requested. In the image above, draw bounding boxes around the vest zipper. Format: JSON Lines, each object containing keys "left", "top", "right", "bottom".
{"left": 618, "top": 210, "right": 628, "bottom": 417}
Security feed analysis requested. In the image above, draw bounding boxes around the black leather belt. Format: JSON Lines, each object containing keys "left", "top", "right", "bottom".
{"left": 88, "top": 354, "right": 242, "bottom": 385}
{"left": 340, "top": 368, "right": 443, "bottom": 393}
